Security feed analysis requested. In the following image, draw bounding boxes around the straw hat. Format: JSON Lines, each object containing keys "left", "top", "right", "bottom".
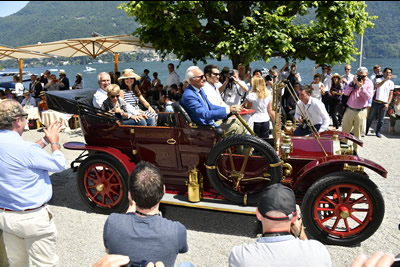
{"left": 59, "top": 69, "right": 66, "bottom": 75}
{"left": 39, "top": 91, "right": 46, "bottom": 96}
{"left": 23, "top": 89, "right": 30, "bottom": 95}
{"left": 331, "top": 73, "right": 342, "bottom": 81}
{"left": 118, "top": 69, "right": 140, "bottom": 81}
{"left": 76, "top": 73, "right": 82, "bottom": 78}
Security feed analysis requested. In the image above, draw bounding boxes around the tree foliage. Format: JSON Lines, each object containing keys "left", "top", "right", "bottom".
{"left": 119, "top": 1, "right": 375, "bottom": 68}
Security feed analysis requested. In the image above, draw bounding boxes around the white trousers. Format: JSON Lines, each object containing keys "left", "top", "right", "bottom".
{"left": 0, "top": 205, "right": 58, "bottom": 267}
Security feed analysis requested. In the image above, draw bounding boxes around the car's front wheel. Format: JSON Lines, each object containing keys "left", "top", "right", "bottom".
{"left": 301, "top": 171, "right": 385, "bottom": 246}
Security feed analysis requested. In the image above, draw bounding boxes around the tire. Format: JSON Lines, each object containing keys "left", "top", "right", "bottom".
{"left": 301, "top": 171, "right": 385, "bottom": 246}
{"left": 206, "top": 134, "right": 282, "bottom": 205}
{"left": 77, "top": 154, "right": 129, "bottom": 214}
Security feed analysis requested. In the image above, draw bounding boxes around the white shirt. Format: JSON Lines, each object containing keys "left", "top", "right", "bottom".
{"left": 166, "top": 71, "right": 180, "bottom": 88}
{"left": 311, "top": 82, "right": 324, "bottom": 100}
{"left": 13, "top": 83, "right": 24, "bottom": 97}
{"left": 93, "top": 88, "right": 108, "bottom": 108}
{"left": 246, "top": 92, "right": 272, "bottom": 123}
{"left": 341, "top": 73, "right": 354, "bottom": 87}
{"left": 375, "top": 78, "right": 394, "bottom": 103}
{"left": 295, "top": 97, "right": 330, "bottom": 132}
{"left": 203, "top": 81, "right": 230, "bottom": 114}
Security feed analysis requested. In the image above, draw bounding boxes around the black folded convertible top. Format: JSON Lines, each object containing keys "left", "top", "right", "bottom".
{"left": 45, "top": 88, "right": 97, "bottom": 114}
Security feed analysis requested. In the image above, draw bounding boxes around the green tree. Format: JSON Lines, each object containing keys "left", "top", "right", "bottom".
{"left": 119, "top": 1, "right": 376, "bottom": 68}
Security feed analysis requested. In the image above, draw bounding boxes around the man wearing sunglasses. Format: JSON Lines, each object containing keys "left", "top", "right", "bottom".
{"left": 341, "top": 67, "right": 374, "bottom": 152}
{"left": 181, "top": 66, "right": 245, "bottom": 137}
{"left": 0, "top": 99, "right": 67, "bottom": 266}
{"left": 366, "top": 67, "right": 394, "bottom": 138}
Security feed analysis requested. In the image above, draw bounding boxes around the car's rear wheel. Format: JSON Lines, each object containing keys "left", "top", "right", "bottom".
{"left": 77, "top": 154, "right": 129, "bottom": 214}
{"left": 206, "top": 134, "right": 282, "bottom": 205}
{"left": 301, "top": 171, "right": 385, "bottom": 246}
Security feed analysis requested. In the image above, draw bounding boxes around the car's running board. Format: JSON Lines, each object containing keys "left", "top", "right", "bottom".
{"left": 160, "top": 193, "right": 256, "bottom": 215}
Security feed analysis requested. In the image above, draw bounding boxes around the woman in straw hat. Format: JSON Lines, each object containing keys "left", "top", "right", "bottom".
{"left": 328, "top": 73, "right": 344, "bottom": 129}
{"left": 118, "top": 69, "right": 156, "bottom": 126}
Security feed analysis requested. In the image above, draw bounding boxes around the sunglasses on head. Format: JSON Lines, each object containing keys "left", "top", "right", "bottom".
{"left": 110, "top": 95, "right": 119, "bottom": 99}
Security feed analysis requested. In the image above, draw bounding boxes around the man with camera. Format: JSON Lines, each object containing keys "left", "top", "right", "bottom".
{"left": 366, "top": 67, "right": 394, "bottom": 138}
{"left": 341, "top": 67, "right": 374, "bottom": 151}
{"left": 293, "top": 87, "right": 330, "bottom": 136}
{"left": 229, "top": 183, "right": 332, "bottom": 267}
{"left": 222, "top": 69, "right": 249, "bottom": 106}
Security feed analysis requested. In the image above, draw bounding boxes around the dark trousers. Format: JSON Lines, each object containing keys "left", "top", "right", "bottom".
{"left": 293, "top": 123, "right": 321, "bottom": 136}
{"left": 328, "top": 98, "right": 341, "bottom": 129}
{"left": 366, "top": 101, "right": 386, "bottom": 134}
{"left": 253, "top": 121, "right": 270, "bottom": 138}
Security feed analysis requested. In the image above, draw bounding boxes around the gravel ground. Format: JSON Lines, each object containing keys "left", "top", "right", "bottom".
{"left": 19, "top": 117, "right": 400, "bottom": 267}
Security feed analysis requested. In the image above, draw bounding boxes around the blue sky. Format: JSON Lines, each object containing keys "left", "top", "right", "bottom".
{"left": 0, "top": 1, "right": 29, "bottom": 17}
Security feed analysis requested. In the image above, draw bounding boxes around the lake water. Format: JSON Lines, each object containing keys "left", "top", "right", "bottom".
{"left": 6, "top": 57, "right": 400, "bottom": 89}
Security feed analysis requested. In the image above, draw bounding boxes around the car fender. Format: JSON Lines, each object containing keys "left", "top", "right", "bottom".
{"left": 292, "top": 154, "right": 387, "bottom": 190}
{"left": 63, "top": 141, "right": 136, "bottom": 175}
{"left": 319, "top": 130, "right": 363, "bottom": 146}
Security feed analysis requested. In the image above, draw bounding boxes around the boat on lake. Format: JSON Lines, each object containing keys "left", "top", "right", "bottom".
{"left": 83, "top": 66, "right": 96, "bottom": 73}
{"left": 0, "top": 71, "right": 34, "bottom": 83}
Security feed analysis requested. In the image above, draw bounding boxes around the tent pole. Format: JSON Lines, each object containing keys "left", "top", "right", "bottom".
{"left": 19, "top": 59, "right": 23, "bottom": 82}
{"left": 114, "top": 53, "right": 119, "bottom": 78}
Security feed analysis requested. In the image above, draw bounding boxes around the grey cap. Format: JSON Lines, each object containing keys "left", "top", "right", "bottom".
{"left": 357, "top": 66, "right": 368, "bottom": 73}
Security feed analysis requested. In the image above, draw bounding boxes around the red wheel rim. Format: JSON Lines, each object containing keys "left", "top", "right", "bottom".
{"left": 83, "top": 163, "right": 124, "bottom": 208}
{"left": 313, "top": 183, "right": 373, "bottom": 238}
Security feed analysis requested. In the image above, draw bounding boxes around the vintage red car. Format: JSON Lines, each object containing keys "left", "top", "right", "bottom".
{"left": 46, "top": 84, "right": 387, "bottom": 247}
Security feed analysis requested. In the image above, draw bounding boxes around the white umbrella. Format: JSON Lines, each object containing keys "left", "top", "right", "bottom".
{"left": 17, "top": 35, "right": 154, "bottom": 74}
{"left": 0, "top": 45, "right": 53, "bottom": 81}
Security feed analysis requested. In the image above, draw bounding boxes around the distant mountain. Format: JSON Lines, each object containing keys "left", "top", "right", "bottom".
{"left": 0, "top": 1, "right": 139, "bottom": 47}
{"left": 0, "top": 1, "right": 398, "bottom": 59}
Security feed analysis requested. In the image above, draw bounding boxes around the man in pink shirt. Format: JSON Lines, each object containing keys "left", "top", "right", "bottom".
{"left": 341, "top": 67, "right": 373, "bottom": 152}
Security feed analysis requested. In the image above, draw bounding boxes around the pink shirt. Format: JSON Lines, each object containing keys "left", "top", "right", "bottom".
{"left": 344, "top": 79, "right": 373, "bottom": 109}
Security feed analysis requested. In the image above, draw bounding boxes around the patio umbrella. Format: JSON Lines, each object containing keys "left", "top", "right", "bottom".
{"left": 0, "top": 45, "right": 53, "bottom": 81}
{"left": 16, "top": 34, "right": 154, "bottom": 75}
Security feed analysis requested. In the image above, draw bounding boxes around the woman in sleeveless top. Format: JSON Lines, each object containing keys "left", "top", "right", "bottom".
{"left": 118, "top": 69, "right": 157, "bottom": 126}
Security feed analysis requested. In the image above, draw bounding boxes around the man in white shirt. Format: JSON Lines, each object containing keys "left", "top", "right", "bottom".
{"left": 93, "top": 72, "right": 111, "bottom": 108}
{"left": 341, "top": 65, "right": 355, "bottom": 87}
{"left": 366, "top": 67, "right": 394, "bottom": 137}
{"left": 202, "top": 65, "right": 248, "bottom": 133}
{"left": 164, "top": 63, "right": 180, "bottom": 91}
{"left": 294, "top": 87, "right": 330, "bottom": 136}
{"left": 229, "top": 183, "right": 332, "bottom": 267}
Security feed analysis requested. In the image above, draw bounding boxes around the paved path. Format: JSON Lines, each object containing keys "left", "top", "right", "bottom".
{"left": 20, "top": 117, "right": 400, "bottom": 266}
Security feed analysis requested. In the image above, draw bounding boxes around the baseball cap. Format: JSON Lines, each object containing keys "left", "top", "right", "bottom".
{"left": 258, "top": 183, "right": 297, "bottom": 221}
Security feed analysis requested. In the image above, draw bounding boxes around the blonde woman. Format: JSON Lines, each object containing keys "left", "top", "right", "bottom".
{"left": 245, "top": 76, "right": 275, "bottom": 138}
{"left": 100, "top": 84, "right": 146, "bottom": 126}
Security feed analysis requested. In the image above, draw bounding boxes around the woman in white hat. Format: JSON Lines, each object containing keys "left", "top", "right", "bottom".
{"left": 72, "top": 73, "right": 84, "bottom": 89}
{"left": 118, "top": 69, "right": 156, "bottom": 126}
{"left": 328, "top": 73, "right": 344, "bottom": 129}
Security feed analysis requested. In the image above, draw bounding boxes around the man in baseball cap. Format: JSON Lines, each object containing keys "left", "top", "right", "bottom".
{"left": 229, "top": 184, "right": 332, "bottom": 267}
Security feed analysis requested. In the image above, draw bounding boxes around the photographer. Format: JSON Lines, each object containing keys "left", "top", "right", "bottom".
{"left": 222, "top": 69, "right": 249, "bottom": 106}
{"left": 229, "top": 183, "right": 332, "bottom": 267}
{"left": 293, "top": 87, "right": 330, "bottom": 136}
{"left": 341, "top": 67, "right": 373, "bottom": 152}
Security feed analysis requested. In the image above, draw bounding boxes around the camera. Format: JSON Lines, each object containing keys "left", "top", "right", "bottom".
{"left": 357, "top": 75, "right": 364, "bottom": 82}
{"left": 228, "top": 69, "right": 235, "bottom": 83}
{"left": 376, "top": 74, "right": 384, "bottom": 79}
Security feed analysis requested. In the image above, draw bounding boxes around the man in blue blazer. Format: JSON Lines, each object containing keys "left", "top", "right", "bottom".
{"left": 181, "top": 66, "right": 245, "bottom": 136}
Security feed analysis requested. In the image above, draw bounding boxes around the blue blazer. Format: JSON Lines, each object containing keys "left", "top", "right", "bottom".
{"left": 181, "top": 84, "right": 227, "bottom": 125}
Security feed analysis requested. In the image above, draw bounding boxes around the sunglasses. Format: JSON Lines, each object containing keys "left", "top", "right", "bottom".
{"left": 19, "top": 113, "right": 28, "bottom": 119}
{"left": 193, "top": 75, "right": 205, "bottom": 80}
{"left": 211, "top": 72, "right": 220, "bottom": 76}
{"left": 110, "top": 95, "right": 120, "bottom": 99}
{"left": 345, "top": 68, "right": 351, "bottom": 70}
{"left": 322, "top": 68, "right": 327, "bottom": 70}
